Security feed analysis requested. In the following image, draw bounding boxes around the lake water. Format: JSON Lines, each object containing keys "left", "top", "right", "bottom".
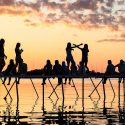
{"left": 0, "top": 78, "right": 125, "bottom": 125}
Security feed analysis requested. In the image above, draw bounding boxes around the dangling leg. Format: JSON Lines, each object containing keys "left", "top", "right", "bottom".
{"left": 7, "top": 77, "right": 11, "bottom": 85}
{"left": 2, "top": 77, "right": 7, "bottom": 84}
{"left": 66, "top": 60, "right": 70, "bottom": 71}
{"left": 0, "top": 59, "right": 5, "bottom": 73}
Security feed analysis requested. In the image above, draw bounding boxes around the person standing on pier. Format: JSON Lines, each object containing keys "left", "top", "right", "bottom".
{"left": 0, "top": 38, "right": 7, "bottom": 73}
{"left": 15, "top": 42, "right": 23, "bottom": 70}
{"left": 66, "top": 42, "right": 76, "bottom": 70}
{"left": 115, "top": 59, "right": 125, "bottom": 83}
{"left": 74, "top": 43, "right": 89, "bottom": 73}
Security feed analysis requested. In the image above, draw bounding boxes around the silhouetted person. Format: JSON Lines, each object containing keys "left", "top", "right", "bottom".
{"left": 69, "top": 61, "right": 78, "bottom": 84}
{"left": 70, "top": 61, "right": 77, "bottom": 75}
{"left": 102, "top": 60, "right": 115, "bottom": 84}
{"left": 66, "top": 42, "right": 76, "bottom": 70}
{"left": 74, "top": 44, "right": 89, "bottom": 72}
{"left": 115, "top": 59, "right": 125, "bottom": 83}
{"left": 18, "top": 59, "right": 27, "bottom": 75}
{"left": 15, "top": 42, "right": 23, "bottom": 68}
{"left": 2, "top": 59, "right": 16, "bottom": 85}
{"left": 62, "top": 61, "right": 69, "bottom": 84}
{"left": 53, "top": 60, "right": 63, "bottom": 85}
{"left": 42, "top": 60, "right": 52, "bottom": 84}
{"left": 0, "top": 38, "right": 7, "bottom": 73}
{"left": 78, "top": 61, "right": 86, "bottom": 75}
{"left": 16, "top": 59, "right": 27, "bottom": 84}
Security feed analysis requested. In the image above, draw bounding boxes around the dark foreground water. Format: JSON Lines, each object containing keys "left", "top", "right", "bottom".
{"left": 0, "top": 78, "right": 125, "bottom": 125}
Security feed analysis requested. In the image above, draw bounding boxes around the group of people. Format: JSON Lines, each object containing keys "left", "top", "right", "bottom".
{"left": 0, "top": 39, "right": 27, "bottom": 85}
{"left": 42, "top": 42, "right": 90, "bottom": 85}
{"left": 103, "top": 59, "right": 125, "bottom": 84}
{"left": 1, "top": 39, "right": 125, "bottom": 85}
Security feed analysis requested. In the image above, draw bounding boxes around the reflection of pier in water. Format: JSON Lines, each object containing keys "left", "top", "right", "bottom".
{"left": 0, "top": 75, "right": 125, "bottom": 124}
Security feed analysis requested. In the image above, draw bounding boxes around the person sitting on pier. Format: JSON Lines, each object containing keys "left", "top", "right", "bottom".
{"left": 42, "top": 59, "right": 53, "bottom": 85}
{"left": 74, "top": 43, "right": 89, "bottom": 73}
{"left": 62, "top": 61, "right": 69, "bottom": 84}
{"left": 0, "top": 38, "right": 7, "bottom": 73}
{"left": 53, "top": 60, "right": 63, "bottom": 85}
{"left": 115, "top": 59, "right": 125, "bottom": 83}
{"left": 102, "top": 60, "right": 115, "bottom": 84}
{"left": 69, "top": 61, "right": 78, "bottom": 85}
{"left": 2, "top": 59, "right": 16, "bottom": 85}
{"left": 18, "top": 59, "right": 27, "bottom": 75}
{"left": 78, "top": 61, "right": 86, "bottom": 75}
{"left": 16, "top": 59, "right": 27, "bottom": 84}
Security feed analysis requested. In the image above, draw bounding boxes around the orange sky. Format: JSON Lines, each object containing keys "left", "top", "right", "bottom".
{"left": 0, "top": 0, "right": 125, "bottom": 72}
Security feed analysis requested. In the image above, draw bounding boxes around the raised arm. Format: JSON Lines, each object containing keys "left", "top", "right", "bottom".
{"left": 73, "top": 43, "right": 83, "bottom": 50}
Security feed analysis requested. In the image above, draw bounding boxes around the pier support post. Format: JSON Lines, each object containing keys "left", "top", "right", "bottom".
{"left": 89, "top": 77, "right": 100, "bottom": 98}
{"left": 30, "top": 78, "right": 39, "bottom": 98}
{"left": 82, "top": 78, "right": 84, "bottom": 111}
{"left": 4, "top": 80, "right": 16, "bottom": 99}
{"left": 42, "top": 79, "right": 45, "bottom": 113}
{"left": 118, "top": 80, "right": 120, "bottom": 105}
{"left": 1, "top": 78, "right": 12, "bottom": 100}
{"left": 16, "top": 78, "right": 19, "bottom": 123}
{"left": 48, "top": 79, "right": 59, "bottom": 99}
{"left": 61, "top": 81, "right": 64, "bottom": 111}
{"left": 109, "top": 79, "right": 115, "bottom": 97}
{"left": 89, "top": 79, "right": 102, "bottom": 97}
{"left": 72, "top": 79, "right": 79, "bottom": 97}
{"left": 103, "top": 83, "right": 106, "bottom": 101}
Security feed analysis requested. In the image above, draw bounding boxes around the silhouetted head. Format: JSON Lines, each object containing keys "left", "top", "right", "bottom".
{"left": 120, "top": 59, "right": 124, "bottom": 64}
{"left": 62, "top": 61, "right": 66, "bottom": 66}
{"left": 0, "top": 38, "right": 5, "bottom": 44}
{"left": 79, "top": 61, "right": 82, "bottom": 65}
{"left": 10, "top": 59, "right": 14, "bottom": 65}
{"left": 16, "top": 42, "right": 21, "bottom": 48}
{"left": 108, "top": 60, "right": 112, "bottom": 64}
{"left": 55, "top": 60, "right": 59, "bottom": 65}
{"left": 47, "top": 60, "right": 51, "bottom": 65}
{"left": 66, "top": 42, "right": 71, "bottom": 49}
{"left": 84, "top": 44, "right": 88, "bottom": 49}
{"left": 0, "top": 39, "right": 5, "bottom": 46}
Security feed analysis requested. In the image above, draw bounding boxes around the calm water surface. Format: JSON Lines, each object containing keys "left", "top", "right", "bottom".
{"left": 0, "top": 78, "right": 125, "bottom": 125}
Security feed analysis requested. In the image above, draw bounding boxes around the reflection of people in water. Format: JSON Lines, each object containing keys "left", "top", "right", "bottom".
{"left": 2, "top": 59, "right": 16, "bottom": 85}
{"left": 0, "top": 38, "right": 7, "bottom": 73}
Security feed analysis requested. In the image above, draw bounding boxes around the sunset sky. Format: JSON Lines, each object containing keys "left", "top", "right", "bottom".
{"left": 0, "top": 0, "right": 125, "bottom": 72}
